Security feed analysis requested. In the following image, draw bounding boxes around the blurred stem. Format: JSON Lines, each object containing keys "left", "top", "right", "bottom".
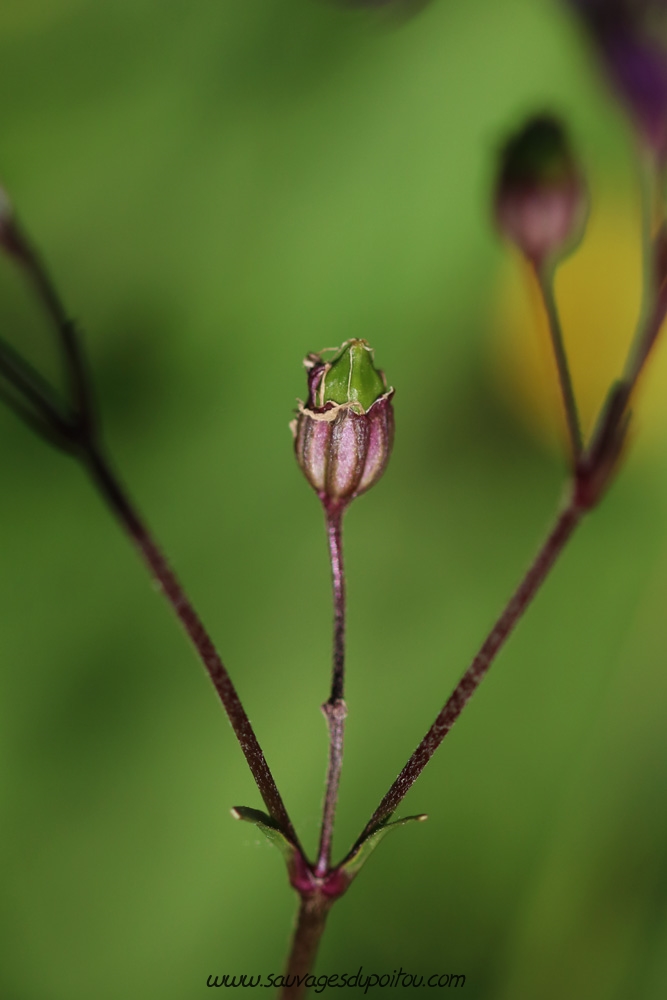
{"left": 82, "top": 443, "right": 301, "bottom": 850}
{"left": 639, "top": 144, "right": 658, "bottom": 319}
{"left": 535, "top": 262, "right": 582, "bottom": 463}
{"left": 316, "top": 503, "right": 348, "bottom": 876}
{"left": 0, "top": 201, "right": 301, "bottom": 849}
{"left": 352, "top": 148, "right": 667, "bottom": 848}
{"left": 622, "top": 151, "right": 667, "bottom": 388}
{"left": 281, "top": 894, "right": 332, "bottom": 1000}
{"left": 1, "top": 212, "right": 94, "bottom": 433}
{"left": 353, "top": 492, "right": 583, "bottom": 844}
{"left": 592, "top": 153, "right": 667, "bottom": 459}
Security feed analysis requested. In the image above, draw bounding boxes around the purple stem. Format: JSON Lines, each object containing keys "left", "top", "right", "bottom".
{"left": 280, "top": 894, "right": 332, "bottom": 1000}
{"left": 84, "top": 444, "right": 301, "bottom": 849}
{"left": 326, "top": 504, "right": 346, "bottom": 704}
{"left": 316, "top": 699, "right": 347, "bottom": 876}
{"left": 352, "top": 495, "right": 583, "bottom": 847}
{"left": 0, "top": 208, "right": 300, "bottom": 849}
{"left": 315, "top": 502, "right": 348, "bottom": 875}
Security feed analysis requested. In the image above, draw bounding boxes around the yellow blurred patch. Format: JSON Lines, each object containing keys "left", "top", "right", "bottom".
{"left": 491, "top": 191, "right": 667, "bottom": 457}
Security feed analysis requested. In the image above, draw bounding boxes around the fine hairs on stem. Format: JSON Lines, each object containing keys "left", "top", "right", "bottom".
{"left": 3, "top": 6, "right": 667, "bottom": 990}
{"left": 315, "top": 503, "right": 347, "bottom": 878}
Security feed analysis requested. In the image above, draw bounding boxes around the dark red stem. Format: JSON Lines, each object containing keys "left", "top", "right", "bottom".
{"left": 353, "top": 494, "right": 583, "bottom": 846}
{"left": 326, "top": 504, "right": 346, "bottom": 704}
{"left": 84, "top": 444, "right": 300, "bottom": 849}
{"left": 315, "top": 502, "right": 348, "bottom": 875}
{"left": 280, "top": 894, "right": 332, "bottom": 1000}
{"left": 316, "top": 699, "right": 346, "bottom": 876}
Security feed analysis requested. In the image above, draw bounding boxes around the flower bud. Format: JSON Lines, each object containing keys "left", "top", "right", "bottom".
{"left": 291, "top": 339, "right": 394, "bottom": 509}
{"left": 494, "top": 115, "right": 588, "bottom": 268}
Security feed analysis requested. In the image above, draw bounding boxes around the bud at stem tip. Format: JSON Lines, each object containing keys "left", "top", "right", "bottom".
{"left": 292, "top": 339, "right": 394, "bottom": 509}
{"left": 494, "top": 115, "right": 588, "bottom": 268}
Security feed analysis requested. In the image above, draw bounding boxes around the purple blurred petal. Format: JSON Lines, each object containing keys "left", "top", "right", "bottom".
{"left": 566, "top": 0, "right": 667, "bottom": 152}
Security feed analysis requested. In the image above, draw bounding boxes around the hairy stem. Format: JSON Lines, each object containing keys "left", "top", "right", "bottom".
{"left": 281, "top": 894, "right": 332, "bottom": 1000}
{"left": 316, "top": 503, "right": 348, "bottom": 875}
{"left": 326, "top": 505, "right": 346, "bottom": 704}
{"left": 353, "top": 493, "right": 583, "bottom": 845}
{"left": 316, "top": 699, "right": 346, "bottom": 876}
{"left": 83, "top": 443, "right": 300, "bottom": 848}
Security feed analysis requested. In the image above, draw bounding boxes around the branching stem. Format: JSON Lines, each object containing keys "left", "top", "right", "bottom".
{"left": 0, "top": 205, "right": 299, "bottom": 848}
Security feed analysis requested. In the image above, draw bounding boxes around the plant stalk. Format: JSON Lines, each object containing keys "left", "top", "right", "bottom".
{"left": 280, "top": 894, "right": 332, "bottom": 1000}
{"left": 535, "top": 262, "right": 583, "bottom": 463}
{"left": 326, "top": 504, "right": 346, "bottom": 704}
{"left": 316, "top": 503, "right": 348, "bottom": 876}
{"left": 83, "top": 443, "right": 300, "bottom": 849}
{"left": 354, "top": 492, "right": 583, "bottom": 845}
{"left": 316, "top": 699, "right": 346, "bottom": 877}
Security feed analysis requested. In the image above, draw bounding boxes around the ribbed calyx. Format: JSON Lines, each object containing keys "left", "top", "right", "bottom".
{"left": 292, "top": 339, "right": 394, "bottom": 510}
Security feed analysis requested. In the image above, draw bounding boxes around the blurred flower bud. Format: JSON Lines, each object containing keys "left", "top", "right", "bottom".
{"left": 565, "top": 0, "right": 667, "bottom": 157}
{"left": 494, "top": 115, "right": 588, "bottom": 268}
{"left": 292, "top": 339, "right": 394, "bottom": 510}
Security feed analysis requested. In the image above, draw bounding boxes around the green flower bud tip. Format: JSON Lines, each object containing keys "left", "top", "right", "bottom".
{"left": 317, "top": 340, "right": 387, "bottom": 412}
{"left": 292, "top": 339, "right": 394, "bottom": 510}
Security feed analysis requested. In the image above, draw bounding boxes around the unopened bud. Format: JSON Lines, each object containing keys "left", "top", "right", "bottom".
{"left": 291, "top": 339, "right": 394, "bottom": 510}
{"left": 494, "top": 115, "right": 588, "bottom": 268}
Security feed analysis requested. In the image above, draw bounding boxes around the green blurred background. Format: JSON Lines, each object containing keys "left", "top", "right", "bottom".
{"left": 2, "top": 0, "right": 667, "bottom": 997}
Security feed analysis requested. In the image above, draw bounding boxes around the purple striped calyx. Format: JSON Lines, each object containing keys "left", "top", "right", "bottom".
{"left": 291, "top": 339, "right": 394, "bottom": 511}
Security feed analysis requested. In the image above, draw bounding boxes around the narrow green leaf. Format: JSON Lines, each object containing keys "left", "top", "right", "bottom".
{"left": 231, "top": 806, "right": 299, "bottom": 867}
{"left": 340, "top": 814, "right": 428, "bottom": 881}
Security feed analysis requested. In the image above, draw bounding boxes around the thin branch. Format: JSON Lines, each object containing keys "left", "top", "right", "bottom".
{"left": 589, "top": 155, "right": 667, "bottom": 463}
{"left": 352, "top": 494, "right": 583, "bottom": 848}
{"left": 534, "top": 262, "right": 583, "bottom": 462}
{"left": 0, "top": 198, "right": 300, "bottom": 849}
{"left": 0, "top": 335, "right": 74, "bottom": 438}
{"left": 81, "top": 443, "right": 301, "bottom": 849}
{"left": 315, "top": 504, "right": 348, "bottom": 875}
{"left": 0, "top": 380, "right": 73, "bottom": 452}
{"left": 326, "top": 504, "right": 346, "bottom": 704}
{"left": 316, "top": 699, "right": 346, "bottom": 876}
{"left": 1, "top": 210, "right": 93, "bottom": 432}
